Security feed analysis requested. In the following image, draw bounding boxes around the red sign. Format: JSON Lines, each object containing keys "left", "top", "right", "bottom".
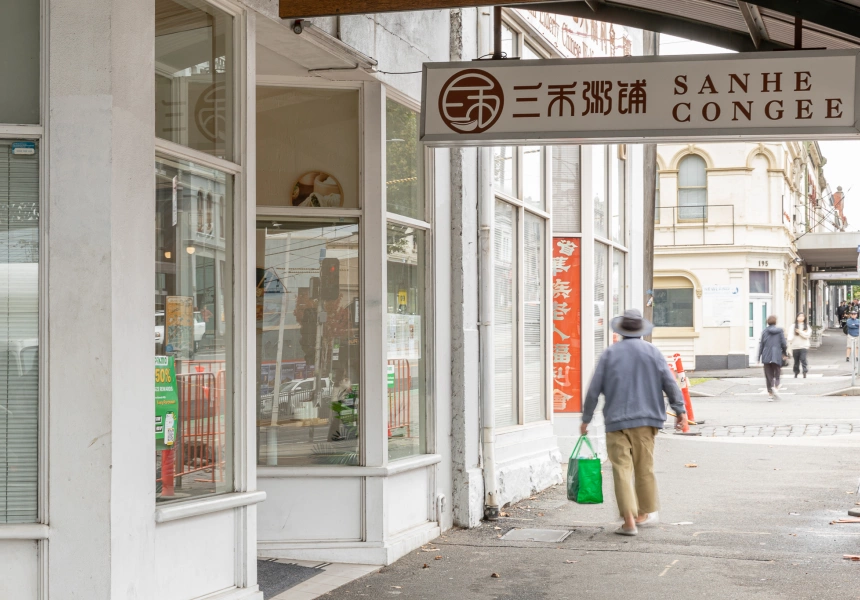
{"left": 552, "top": 238, "right": 581, "bottom": 413}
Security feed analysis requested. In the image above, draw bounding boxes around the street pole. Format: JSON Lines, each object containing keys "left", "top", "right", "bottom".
{"left": 642, "top": 31, "right": 658, "bottom": 340}
{"left": 267, "top": 232, "right": 291, "bottom": 466}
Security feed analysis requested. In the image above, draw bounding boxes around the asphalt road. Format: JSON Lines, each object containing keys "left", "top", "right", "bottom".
{"left": 321, "top": 406, "right": 860, "bottom": 600}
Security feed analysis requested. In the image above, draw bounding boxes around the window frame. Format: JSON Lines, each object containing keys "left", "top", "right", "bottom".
{"left": 0, "top": 0, "right": 46, "bottom": 527}
{"left": 591, "top": 145, "right": 630, "bottom": 352}
{"left": 153, "top": 0, "right": 248, "bottom": 504}
{"left": 383, "top": 87, "right": 435, "bottom": 460}
{"left": 252, "top": 78, "right": 367, "bottom": 468}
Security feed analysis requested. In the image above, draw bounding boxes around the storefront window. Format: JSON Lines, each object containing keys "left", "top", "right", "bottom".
{"left": 257, "top": 87, "right": 359, "bottom": 209}
{"left": 593, "top": 145, "right": 607, "bottom": 238}
{"left": 552, "top": 146, "right": 581, "bottom": 234}
{"left": 256, "top": 219, "right": 360, "bottom": 466}
{"left": 612, "top": 248, "right": 624, "bottom": 318}
{"left": 494, "top": 200, "right": 517, "bottom": 427}
{"left": 386, "top": 225, "right": 426, "bottom": 459}
{"left": 654, "top": 288, "right": 694, "bottom": 327}
{"left": 610, "top": 145, "right": 625, "bottom": 244}
{"left": 0, "top": 140, "right": 39, "bottom": 522}
{"left": 0, "top": 2, "right": 39, "bottom": 124}
{"left": 523, "top": 214, "right": 545, "bottom": 422}
{"left": 594, "top": 242, "right": 608, "bottom": 361}
{"left": 155, "top": 155, "right": 233, "bottom": 502}
{"left": 156, "top": 0, "right": 234, "bottom": 160}
{"left": 522, "top": 146, "right": 544, "bottom": 210}
{"left": 386, "top": 100, "right": 423, "bottom": 220}
{"left": 493, "top": 146, "right": 516, "bottom": 197}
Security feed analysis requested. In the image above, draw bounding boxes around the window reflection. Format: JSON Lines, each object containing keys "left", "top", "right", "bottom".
{"left": 155, "top": 156, "right": 233, "bottom": 502}
{"left": 386, "top": 225, "right": 426, "bottom": 460}
{"left": 155, "top": 0, "right": 233, "bottom": 160}
{"left": 256, "top": 220, "right": 360, "bottom": 466}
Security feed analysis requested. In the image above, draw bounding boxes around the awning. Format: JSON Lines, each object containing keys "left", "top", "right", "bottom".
{"left": 796, "top": 231, "right": 860, "bottom": 270}
{"left": 280, "top": 1, "right": 860, "bottom": 52}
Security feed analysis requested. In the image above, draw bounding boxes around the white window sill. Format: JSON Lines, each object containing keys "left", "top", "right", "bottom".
{"left": 155, "top": 490, "right": 267, "bottom": 524}
{"left": 258, "top": 453, "right": 442, "bottom": 478}
{"left": 0, "top": 523, "right": 49, "bottom": 540}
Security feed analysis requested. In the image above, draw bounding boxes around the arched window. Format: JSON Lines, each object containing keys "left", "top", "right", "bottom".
{"left": 678, "top": 155, "right": 707, "bottom": 220}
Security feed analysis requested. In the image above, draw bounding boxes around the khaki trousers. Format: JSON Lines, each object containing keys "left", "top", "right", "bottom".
{"left": 606, "top": 426, "right": 659, "bottom": 519}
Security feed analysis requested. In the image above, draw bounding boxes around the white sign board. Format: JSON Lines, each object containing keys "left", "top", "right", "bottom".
{"left": 421, "top": 50, "right": 860, "bottom": 145}
{"left": 702, "top": 285, "right": 740, "bottom": 327}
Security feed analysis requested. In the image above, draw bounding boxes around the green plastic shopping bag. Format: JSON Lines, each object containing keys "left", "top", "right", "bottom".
{"left": 567, "top": 435, "right": 603, "bottom": 504}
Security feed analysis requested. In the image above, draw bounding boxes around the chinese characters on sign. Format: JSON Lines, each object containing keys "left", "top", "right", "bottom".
{"left": 423, "top": 52, "right": 858, "bottom": 144}
{"left": 552, "top": 238, "right": 581, "bottom": 413}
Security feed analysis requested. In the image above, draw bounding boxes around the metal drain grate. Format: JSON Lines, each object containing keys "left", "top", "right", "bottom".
{"left": 501, "top": 528, "right": 572, "bottom": 542}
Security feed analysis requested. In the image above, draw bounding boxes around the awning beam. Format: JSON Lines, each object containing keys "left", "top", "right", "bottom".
{"left": 737, "top": 1, "right": 770, "bottom": 50}
{"left": 521, "top": 1, "right": 788, "bottom": 52}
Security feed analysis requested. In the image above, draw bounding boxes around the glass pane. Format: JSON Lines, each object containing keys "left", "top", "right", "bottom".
{"left": 594, "top": 243, "right": 607, "bottom": 361}
{"left": 592, "top": 145, "right": 607, "bottom": 238}
{"left": 611, "top": 148, "right": 625, "bottom": 244}
{"left": 255, "top": 219, "right": 360, "bottom": 466}
{"left": 612, "top": 249, "right": 624, "bottom": 319}
{"left": 679, "top": 155, "right": 707, "bottom": 187}
{"left": 386, "top": 100, "right": 424, "bottom": 220}
{"left": 522, "top": 146, "right": 544, "bottom": 210}
{"left": 493, "top": 146, "right": 515, "bottom": 197}
{"left": 257, "top": 87, "right": 359, "bottom": 209}
{"left": 653, "top": 289, "right": 693, "bottom": 327}
{"left": 387, "top": 225, "right": 426, "bottom": 459}
{"left": 155, "top": 155, "right": 233, "bottom": 502}
{"left": 0, "top": 1, "right": 39, "bottom": 124}
{"left": 678, "top": 189, "right": 707, "bottom": 220}
{"left": 522, "top": 43, "right": 540, "bottom": 60}
{"left": 552, "top": 146, "right": 581, "bottom": 234}
{"left": 501, "top": 23, "right": 517, "bottom": 58}
{"left": 523, "top": 215, "right": 545, "bottom": 423}
{"left": 0, "top": 140, "right": 39, "bottom": 522}
{"left": 750, "top": 271, "right": 770, "bottom": 294}
{"left": 156, "top": 0, "right": 234, "bottom": 160}
{"left": 494, "top": 201, "right": 517, "bottom": 427}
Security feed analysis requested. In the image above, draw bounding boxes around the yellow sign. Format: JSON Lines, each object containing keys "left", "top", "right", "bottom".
{"left": 397, "top": 290, "right": 408, "bottom": 306}
{"left": 165, "top": 296, "right": 193, "bottom": 357}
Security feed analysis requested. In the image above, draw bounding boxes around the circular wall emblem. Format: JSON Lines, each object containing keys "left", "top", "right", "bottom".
{"left": 438, "top": 69, "right": 504, "bottom": 134}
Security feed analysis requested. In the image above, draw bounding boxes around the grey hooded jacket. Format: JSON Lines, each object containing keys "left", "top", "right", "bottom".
{"left": 582, "top": 337, "right": 686, "bottom": 433}
{"left": 758, "top": 325, "right": 787, "bottom": 365}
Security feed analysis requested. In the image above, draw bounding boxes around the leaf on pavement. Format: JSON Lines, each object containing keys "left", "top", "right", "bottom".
{"left": 491, "top": 573, "right": 501, "bottom": 578}
{"left": 684, "top": 463, "right": 698, "bottom": 468}
{"left": 843, "top": 555, "right": 860, "bottom": 561}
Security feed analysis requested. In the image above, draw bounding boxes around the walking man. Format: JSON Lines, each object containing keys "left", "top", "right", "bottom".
{"left": 580, "top": 309, "right": 687, "bottom": 536}
{"left": 846, "top": 309, "right": 859, "bottom": 362}
{"left": 789, "top": 313, "right": 810, "bottom": 378}
{"left": 758, "top": 315, "right": 786, "bottom": 400}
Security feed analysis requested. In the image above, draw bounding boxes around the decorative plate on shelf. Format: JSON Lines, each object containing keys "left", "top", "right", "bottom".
{"left": 291, "top": 171, "right": 344, "bottom": 207}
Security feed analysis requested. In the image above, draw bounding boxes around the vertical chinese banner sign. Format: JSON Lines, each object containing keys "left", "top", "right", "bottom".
{"left": 552, "top": 238, "right": 582, "bottom": 413}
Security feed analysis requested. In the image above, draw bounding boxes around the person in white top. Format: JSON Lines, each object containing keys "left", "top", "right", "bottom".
{"left": 788, "top": 313, "right": 811, "bottom": 378}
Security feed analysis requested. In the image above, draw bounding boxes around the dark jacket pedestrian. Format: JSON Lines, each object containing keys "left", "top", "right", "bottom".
{"left": 758, "top": 316, "right": 786, "bottom": 399}
{"left": 581, "top": 308, "right": 687, "bottom": 537}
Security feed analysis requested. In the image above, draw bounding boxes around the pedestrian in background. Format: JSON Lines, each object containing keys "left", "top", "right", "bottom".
{"left": 581, "top": 309, "right": 687, "bottom": 537}
{"left": 789, "top": 313, "right": 810, "bottom": 378}
{"left": 837, "top": 300, "right": 847, "bottom": 323}
{"left": 758, "top": 315, "right": 787, "bottom": 401}
{"left": 846, "top": 309, "right": 860, "bottom": 362}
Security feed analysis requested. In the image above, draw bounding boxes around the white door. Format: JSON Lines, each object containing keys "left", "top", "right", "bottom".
{"left": 748, "top": 298, "right": 772, "bottom": 365}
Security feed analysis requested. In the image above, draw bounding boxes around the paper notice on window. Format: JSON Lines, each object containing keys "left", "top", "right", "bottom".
{"left": 387, "top": 314, "right": 421, "bottom": 360}
{"left": 702, "top": 285, "right": 740, "bottom": 327}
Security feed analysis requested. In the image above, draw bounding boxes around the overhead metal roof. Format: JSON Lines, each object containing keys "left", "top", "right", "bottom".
{"left": 518, "top": 0, "right": 860, "bottom": 52}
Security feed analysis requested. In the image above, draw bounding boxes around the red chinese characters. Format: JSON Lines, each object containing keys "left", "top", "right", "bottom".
{"left": 552, "top": 238, "right": 581, "bottom": 413}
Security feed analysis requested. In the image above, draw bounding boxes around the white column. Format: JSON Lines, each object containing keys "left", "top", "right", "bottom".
{"left": 48, "top": 0, "right": 155, "bottom": 596}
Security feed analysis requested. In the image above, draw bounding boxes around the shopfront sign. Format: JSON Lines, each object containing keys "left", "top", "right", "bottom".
{"left": 421, "top": 50, "right": 860, "bottom": 145}
{"left": 280, "top": 0, "right": 548, "bottom": 18}
{"left": 552, "top": 238, "right": 581, "bottom": 414}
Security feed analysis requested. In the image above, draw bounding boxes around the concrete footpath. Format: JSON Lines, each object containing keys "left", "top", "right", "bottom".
{"left": 322, "top": 435, "right": 860, "bottom": 600}
{"left": 320, "top": 338, "right": 860, "bottom": 600}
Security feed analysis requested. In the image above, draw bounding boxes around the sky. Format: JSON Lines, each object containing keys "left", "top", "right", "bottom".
{"left": 659, "top": 34, "right": 860, "bottom": 230}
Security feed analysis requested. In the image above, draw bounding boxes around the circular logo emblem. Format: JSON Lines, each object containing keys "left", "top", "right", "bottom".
{"left": 438, "top": 69, "right": 504, "bottom": 134}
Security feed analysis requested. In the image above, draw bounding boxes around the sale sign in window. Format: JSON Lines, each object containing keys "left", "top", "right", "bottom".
{"left": 552, "top": 238, "right": 581, "bottom": 413}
